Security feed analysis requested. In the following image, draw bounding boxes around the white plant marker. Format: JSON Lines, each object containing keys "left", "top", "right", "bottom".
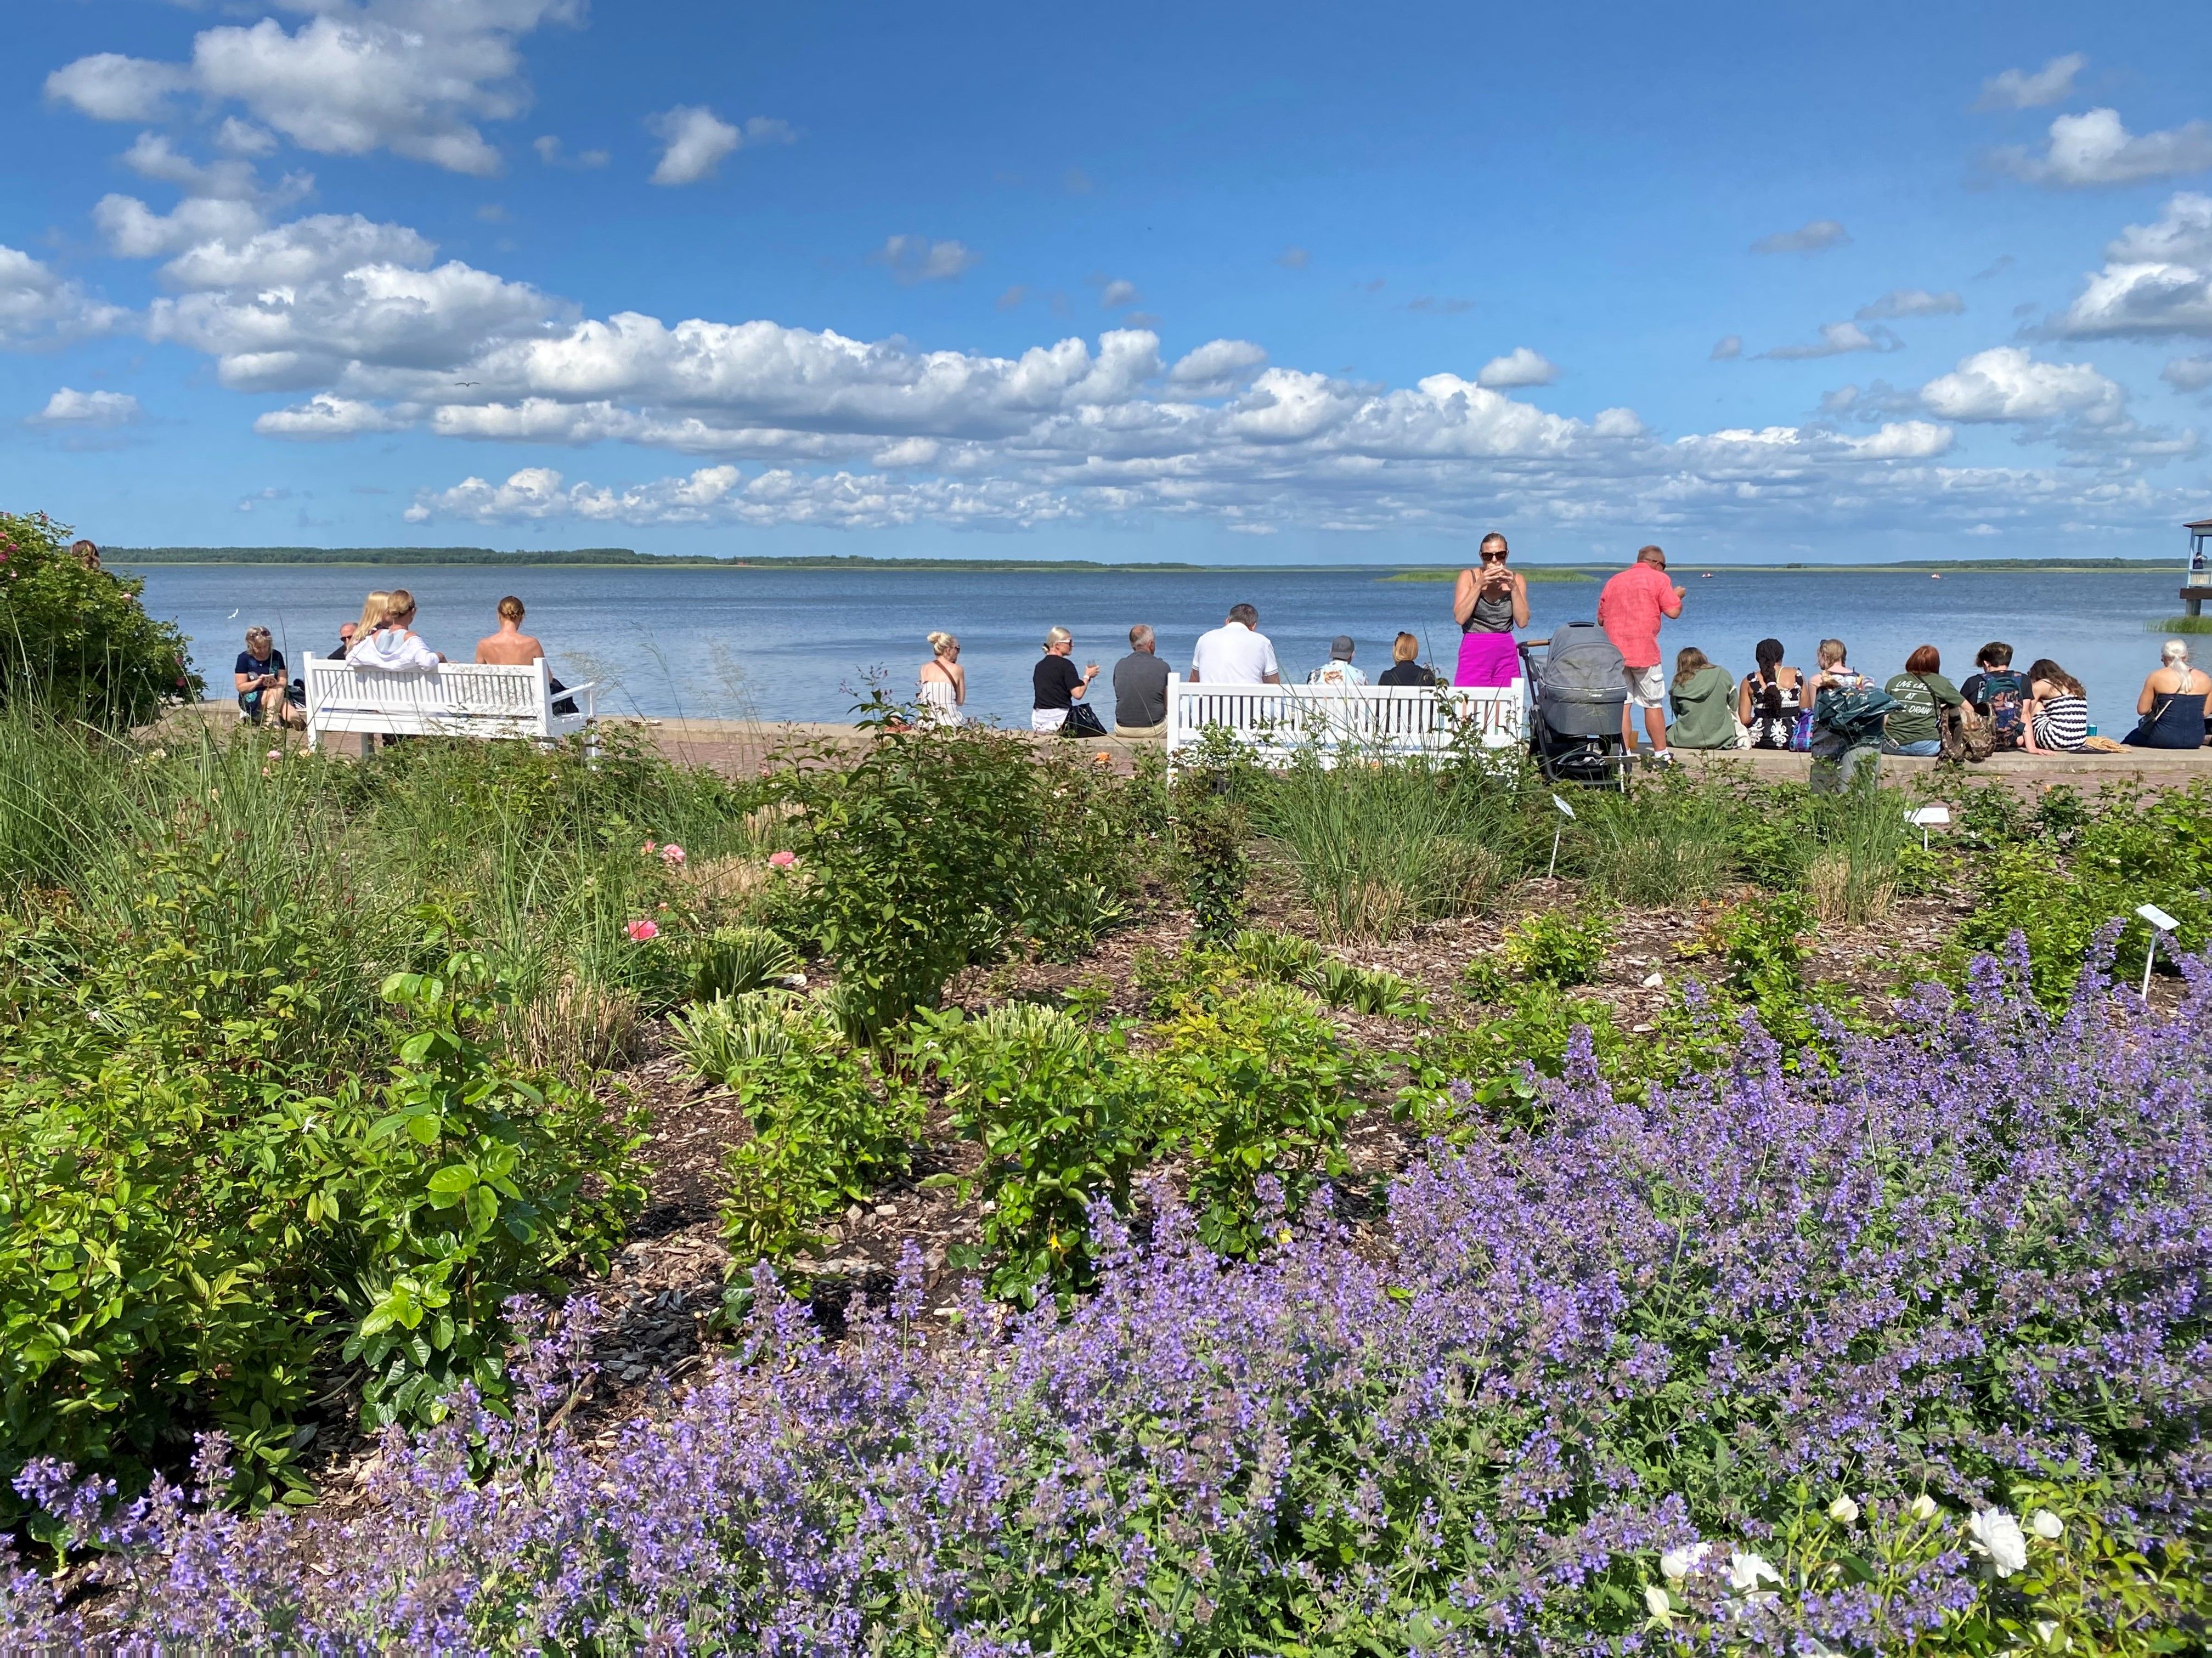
{"left": 2137, "top": 903, "right": 2180, "bottom": 1001}
{"left": 1548, "top": 792, "right": 1576, "bottom": 881}
{"left": 1905, "top": 803, "right": 1950, "bottom": 851}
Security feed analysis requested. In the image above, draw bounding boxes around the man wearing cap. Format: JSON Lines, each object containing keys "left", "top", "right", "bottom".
{"left": 1306, "top": 636, "right": 1368, "bottom": 688}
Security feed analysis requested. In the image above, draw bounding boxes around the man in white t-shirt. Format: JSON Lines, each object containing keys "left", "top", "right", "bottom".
{"left": 1188, "top": 603, "right": 1281, "bottom": 685}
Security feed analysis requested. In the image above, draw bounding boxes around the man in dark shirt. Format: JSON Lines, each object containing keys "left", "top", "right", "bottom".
{"left": 1111, "top": 624, "right": 1173, "bottom": 737}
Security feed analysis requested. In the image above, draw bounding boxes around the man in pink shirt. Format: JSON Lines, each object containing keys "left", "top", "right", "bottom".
{"left": 1595, "top": 544, "right": 1686, "bottom": 760}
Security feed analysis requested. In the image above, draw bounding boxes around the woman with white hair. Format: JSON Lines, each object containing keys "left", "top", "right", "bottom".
{"left": 2124, "top": 638, "right": 2210, "bottom": 749}
{"left": 918, "top": 631, "right": 966, "bottom": 725}
{"left": 1031, "top": 626, "right": 1099, "bottom": 734}
{"left": 233, "top": 624, "right": 296, "bottom": 727}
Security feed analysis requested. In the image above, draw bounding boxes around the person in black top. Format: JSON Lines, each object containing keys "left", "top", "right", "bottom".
{"left": 1111, "top": 624, "right": 1173, "bottom": 735}
{"left": 1377, "top": 631, "right": 1438, "bottom": 687}
{"left": 1031, "top": 626, "right": 1099, "bottom": 733}
{"left": 233, "top": 625, "right": 295, "bottom": 726}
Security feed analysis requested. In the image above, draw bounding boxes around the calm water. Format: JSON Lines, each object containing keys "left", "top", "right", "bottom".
{"left": 122, "top": 562, "right": 2181, "bottom": 732}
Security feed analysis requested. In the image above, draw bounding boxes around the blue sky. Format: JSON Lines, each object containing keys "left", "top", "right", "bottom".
{"left": 4, "top": 0, "right": 2211, "bottom": 562}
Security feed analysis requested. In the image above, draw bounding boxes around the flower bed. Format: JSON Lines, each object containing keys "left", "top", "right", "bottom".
{"left": 10, "top": 949, "right": 2206, "bottom": 1652}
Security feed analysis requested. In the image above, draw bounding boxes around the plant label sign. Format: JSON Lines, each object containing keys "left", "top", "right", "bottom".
{"left": 2137, "top": 903, "right": 2180, "bottom": 934}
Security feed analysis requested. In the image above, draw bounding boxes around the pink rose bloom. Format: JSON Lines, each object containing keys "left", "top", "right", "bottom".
{"left": 769, "top": 850, "right": 798, "bottom": 869}
{"left": 627, "top": 919, "right": 659, "bottom": 942}
{"left": 659, "top": 842, "right": 686, "bottom": 866}
{"left": 641, "top": 840, "right": 658, "bottom": 856}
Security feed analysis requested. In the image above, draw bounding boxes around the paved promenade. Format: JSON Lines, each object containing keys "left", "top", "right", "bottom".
{"left": 168, "top": 703, "right": 2212, "bottom": 791}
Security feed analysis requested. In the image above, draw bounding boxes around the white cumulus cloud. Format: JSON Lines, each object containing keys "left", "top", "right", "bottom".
{"left": 46, "top": 1, "right": 583, "bottom": 175}
{"left": 1919, "top": 346, "right": 2126, "bottom": 425}
{"left": 1976, "top": 53, "right": 2086, "bottom": 112}
{"left": 648, "top": 106, "right": 738, "bottom": 185}
{"left": 0, "top": 246, "right": 126, "bottom": 348}
{"left": 29, "top": 388, "right": 142, "bottom": 427}
{"left": 2051, "top": 193, "right": 2212, "bottom": 338}
{"left": 1166, "top": 338, "right": 1269, "bottom": 396}
{"left": 2165, "top": 355, "right": 2212, "bottom": 392}
{"left": 1995, "top": 108, "right": 2212, "bottom": 189}
{"left": 1476, "top": 347, "right": 1557, "bottom": 389}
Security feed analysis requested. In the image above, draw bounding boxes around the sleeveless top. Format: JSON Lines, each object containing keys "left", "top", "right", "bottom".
{"left": 2032, "top": 694, "right": 2089, "bottom": 751}
{"left": 1743, "top": 669, "right": 1802, "bottom": 750}
{"left": 2130, "top": 675, "right": 2209, "bottom": 749}
{"left": 917, "top": 673, "right": 960, "bottom": 724}
{"left": 1462, "top": 576, "right": 1517, "bottom": 633}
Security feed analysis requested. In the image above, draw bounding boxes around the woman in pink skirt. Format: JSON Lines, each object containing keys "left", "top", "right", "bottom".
{"left": 1453, "top": 531, "right": 1529, "bottom": 687}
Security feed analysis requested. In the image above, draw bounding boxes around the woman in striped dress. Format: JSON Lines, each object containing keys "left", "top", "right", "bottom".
{"left": 2022, "top": 658, "right": 2089, "bottom": 753}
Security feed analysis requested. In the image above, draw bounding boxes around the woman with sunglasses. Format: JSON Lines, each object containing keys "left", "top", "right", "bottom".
{"left": 1452, "top": 531, "right": 1530, "bottom": 687}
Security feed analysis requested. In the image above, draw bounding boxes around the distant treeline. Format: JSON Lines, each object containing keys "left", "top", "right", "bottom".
{"left": 106, "top": 547, "right": 2181, "bottom": 575}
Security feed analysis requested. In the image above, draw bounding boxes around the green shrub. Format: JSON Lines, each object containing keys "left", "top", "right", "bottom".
{"left": 1141, "top": 985, "right": 1372, "bottom": 1255}
{"left": 0, "top": 917, "right": 642, "bottom": 1511}
{"left": 0, "top": 512, "right": 200, "bottom": 727}
{"left": 913, "top": 1004, "right": 1144, "bottom": 1306}
{"left": 1170, "top": 776, "right": 1249, "bottom": 943}
{"left": 1957, "top": 782, "right": 2212, "bottom": 1004}
{"left": 334, "top": 950, "right": 645, "bottom": 1434}
{"left": 1500, "top": 906, "right": 1613, "bottom": 986}
{"left": 787, "top": 724, "right": 1134, "bottom": 1037}
{"left": 674, "top": 994, "right": 923, "bottom": 1265}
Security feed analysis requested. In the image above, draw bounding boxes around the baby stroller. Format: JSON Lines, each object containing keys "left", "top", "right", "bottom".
{"left": 1518, "top": 624, "right": 1630, "bottom": 787}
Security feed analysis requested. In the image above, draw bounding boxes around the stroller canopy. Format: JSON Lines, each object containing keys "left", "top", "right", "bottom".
{"left": 1532, "top": 622, "right": 1627, "bottom": 739}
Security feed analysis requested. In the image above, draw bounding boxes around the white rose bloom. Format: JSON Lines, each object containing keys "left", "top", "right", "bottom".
{"left": 1729, "top": 1551, "right": 1781, "bottom": 1592}
{"left": 1828, "top": 1495, "right": 1860, "bottom": 1525}
{"left": 1909, "top": 1493, "right": 1938, "bottom": 1520}
{"left": 1644, "top": 1585, "right": 1672, "bottom": 1619}
{"left": 1660, "top": 1541, "right": 1711, "bottom": 1582}
{"left": 2031, "top": 1509, "right": 2064, "bottom": 1541}
{"left": 1969, "top": 1508, "right": 2030, "bottom": 1577}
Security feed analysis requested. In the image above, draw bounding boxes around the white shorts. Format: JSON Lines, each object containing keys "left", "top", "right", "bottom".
{"left": 1031, "top": 708, "right": 1069, "bottom": 733}
{"left": 1622, "top": 664, "right": 1666, "bottom": 709}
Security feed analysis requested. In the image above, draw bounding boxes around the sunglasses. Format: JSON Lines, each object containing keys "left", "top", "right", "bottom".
{"left": 1480, "top": 551, "right": 1509, "bottom": 564}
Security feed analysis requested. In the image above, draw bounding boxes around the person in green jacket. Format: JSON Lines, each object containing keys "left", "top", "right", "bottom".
{"left": 1667, "top": 647, "right": 1739, "bottom": 750}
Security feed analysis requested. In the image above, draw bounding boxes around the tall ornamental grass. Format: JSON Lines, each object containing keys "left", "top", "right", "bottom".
{"left": 13, "top": 941, "right": 2204, "bottom": 1653}
{"left": 1256, "top": 749, "right": 1536, "bottom": 940}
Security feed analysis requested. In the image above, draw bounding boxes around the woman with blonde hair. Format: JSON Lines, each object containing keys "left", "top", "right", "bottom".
{"left": 918, "top": 631, "right": 966, "bottom": 724}
{"left": 1666, "top": 646, "right": 1737, "bottom": 750}
{"left": 1031, "top": 625, "right": 1099, "bottom": 734}
{"left": 1377, "top": 630, "right": 1435, "bottom": 688}
{"left": 2124, "top": 639, "right": 2209, "bottom": 749}
{"left": 347, "top": 587, "right": 443, "bottom": 671}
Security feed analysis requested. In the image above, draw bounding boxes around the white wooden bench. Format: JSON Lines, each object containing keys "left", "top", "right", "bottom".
{"left": 301, "top": 654, "right": 598, "bottom": 755}
{"left": 1165, "top": 674, "right": 1525, "bottom": 768}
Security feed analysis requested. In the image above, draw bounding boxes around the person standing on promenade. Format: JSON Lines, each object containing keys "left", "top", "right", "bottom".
{"left": 1188, "top": 603, "right": 1280, "bottom": 684}
{"left": 1111, "top": 625, "right": 1172, "bottom": 737}
{"left": 917, "top": 631, "right": 966, "bottom": 725}
{"left": 1031, "top": 626, "right": 1099, "bottom": 733}
{"left": 1452, "top": 531, "right": 1528, "bottom": 688}
{"left": 1595, "top": 544, "right": 1684, "bottom": 761}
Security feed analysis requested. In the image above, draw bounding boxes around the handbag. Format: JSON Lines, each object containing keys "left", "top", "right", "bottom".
{"left": 1061, "top": 701, "right": 1109, "bottom": 739}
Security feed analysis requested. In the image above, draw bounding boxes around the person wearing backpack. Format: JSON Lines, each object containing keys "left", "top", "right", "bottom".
{"left": 1806, "top": 637, "right": 1895, "bottom": 793}
{"left": 1960, "top": 641, "right": 2027, "bottom": 752}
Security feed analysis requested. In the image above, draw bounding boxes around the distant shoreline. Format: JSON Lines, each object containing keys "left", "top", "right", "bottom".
{"left": 110, "top": 547, "right": 2182, "bottom": 576}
